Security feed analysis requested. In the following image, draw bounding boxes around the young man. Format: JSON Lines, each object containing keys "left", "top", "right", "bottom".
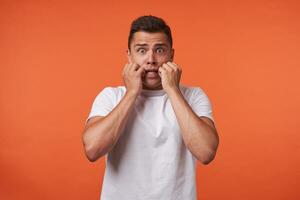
{"left": 82, "top": 15, "right": 219, "bottom": 200}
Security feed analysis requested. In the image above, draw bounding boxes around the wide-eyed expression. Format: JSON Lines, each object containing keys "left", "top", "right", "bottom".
{"left": 128, "top": 31, "right": 174, "bottom": 90}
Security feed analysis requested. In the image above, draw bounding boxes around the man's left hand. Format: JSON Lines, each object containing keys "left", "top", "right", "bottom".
{"left": 158, "top": 62, "right": 182, "bottom": 92}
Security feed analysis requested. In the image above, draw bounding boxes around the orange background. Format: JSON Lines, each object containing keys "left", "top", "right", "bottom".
{"left": 1, "top": 0, "right": 299, "bottom": 199}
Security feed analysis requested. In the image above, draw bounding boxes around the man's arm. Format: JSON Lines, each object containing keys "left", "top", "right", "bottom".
{"left": 167, "top": 88, "right": 219, "bottom": 165}
{"left": 82, "top": 91, "right": 138, "bottom": 162}
{"left": 159, "top": 62, "right": 219, "bottom": 165}
{"left": 82, "top": 63, "right": 144, "bottom": 162}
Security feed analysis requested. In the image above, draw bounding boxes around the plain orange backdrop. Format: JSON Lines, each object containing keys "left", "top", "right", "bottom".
{"left": 1, "top": 0, "right": 299, "bottom": 199}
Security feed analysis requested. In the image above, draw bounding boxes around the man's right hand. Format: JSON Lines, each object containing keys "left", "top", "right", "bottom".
{"left": 123, "top": 63, "right": 144, "bottom": 96}
{"left": 83, "top": 64, "right": 144, "bottom": 162}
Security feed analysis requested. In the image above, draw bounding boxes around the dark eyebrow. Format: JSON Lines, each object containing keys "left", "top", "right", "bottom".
{"left": 133, "top": 43, "right": 169, "bottom": 48}
{"left": 154, "top": 43, "right": 168, "bottom": 47}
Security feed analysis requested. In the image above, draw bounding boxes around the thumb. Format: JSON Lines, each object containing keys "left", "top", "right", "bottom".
{"left": 136, "top": 65, "right": 145, "bottom": 76}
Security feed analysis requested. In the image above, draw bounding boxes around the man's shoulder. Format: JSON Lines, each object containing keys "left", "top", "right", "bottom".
{"left": 179, "top": 84, "right": 206, "bottom": 96}
{"left": 95, "top": 85, "right": 126, "bottom": 101}
{"left": 101, "top": 85, "right": 126, "bottom": 94}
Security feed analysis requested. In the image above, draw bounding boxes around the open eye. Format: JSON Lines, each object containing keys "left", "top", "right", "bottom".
{"left": 156, "top": 48, "right": 165, "bottom": 54}
{"left": 137, "top": 48, "right": 146, "bottom": 54}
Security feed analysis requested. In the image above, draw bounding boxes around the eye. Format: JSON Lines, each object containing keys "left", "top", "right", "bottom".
{"left": 156, "top": 48, "right": 165, "bottom": 54}
{"left": 137, "top": 48, "right": 146, "bottom": 54}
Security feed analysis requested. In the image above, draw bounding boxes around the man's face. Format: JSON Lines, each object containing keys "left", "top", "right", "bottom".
{"left": 128, "top": 31, "right": 174, "bottom": 90}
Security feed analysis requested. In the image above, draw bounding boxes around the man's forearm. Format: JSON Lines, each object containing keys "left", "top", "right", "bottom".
{"left": 167, "top": 88, "right": 219, "bottom": 164}
{"left": 83, "top": 91, "right": 138, "bottom": 162}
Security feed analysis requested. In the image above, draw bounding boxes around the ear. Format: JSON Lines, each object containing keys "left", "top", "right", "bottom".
{"left": 126, "top": 49, "right": 132, "bottom": 64}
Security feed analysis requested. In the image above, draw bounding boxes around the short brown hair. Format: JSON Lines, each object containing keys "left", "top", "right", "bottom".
{"left": 128, "top": 15, "right": 173, "bottom": 50}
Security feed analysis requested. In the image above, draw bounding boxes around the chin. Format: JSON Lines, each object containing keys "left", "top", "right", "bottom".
{"left": 143, "top": 81, "right": 162, "bottom": 90}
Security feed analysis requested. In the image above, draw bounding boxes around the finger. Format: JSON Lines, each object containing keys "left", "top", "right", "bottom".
{"left": 169, "top": 61, "right": 179, "bottom": 67}
{"left": 136, "top": 65, "right": 145, "bottom": 75}
{"left": 161, "top": 63, "right": 168, "bottom": 69}
{"left": 170, "top": 62, "right": 182, "bottom": 72}
{"left": 158, "top": 66, "right": 166, "bottom": 77}
{"left": 158, "top": 66, "right": 166, "bottom": 72}
{"left": 134, "top": 64, "right": 141, "bottom": 71}
{"left": 128, "top": 63, "right": 134, "bottom": 71}
{"left": 130, "top": 63, "right": 140, "bottom": 72}
{"left": 166, "top": 62, "right": 177, "bottom": 71}
{"left": 167, "top": 62, "right": 181, "bottom": 72}
{"left": 168, "top": 62, "right": 182, "bottom": 81}
{"left": 162, "top": 63, "right": 172, "bottom": 71}
{"left": 123, "top": 63, "right": 130, "bottom": 75}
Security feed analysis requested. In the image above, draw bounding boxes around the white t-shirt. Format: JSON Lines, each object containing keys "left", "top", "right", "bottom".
{"left": 87, "top": 85, "right": 214, "bottom": 200}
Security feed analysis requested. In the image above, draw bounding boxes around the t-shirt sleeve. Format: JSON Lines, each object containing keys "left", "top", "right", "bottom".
{"left": 190, "top": 87, "right": 214, "bottom": 122}
{"left": 86, "top": 87, "right": 116, "bottom": 122}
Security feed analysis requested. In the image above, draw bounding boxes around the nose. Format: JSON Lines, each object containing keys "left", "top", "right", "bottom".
{"left": 146, "top": 50, "right": 156, "bottom": 65}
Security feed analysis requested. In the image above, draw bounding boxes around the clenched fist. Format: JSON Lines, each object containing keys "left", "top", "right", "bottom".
{"left": 123, "top": 63, "right": 145, "bottom": 96}
{"left": 158, "top": 62, "right": 182, "bottom": 92}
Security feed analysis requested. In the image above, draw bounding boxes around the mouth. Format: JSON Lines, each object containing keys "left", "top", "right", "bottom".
{"left": 144, "top": 69, "right": 160, "bottom": 78}
{"left": 145, "top": 68, "right": 159, "bottom": 73}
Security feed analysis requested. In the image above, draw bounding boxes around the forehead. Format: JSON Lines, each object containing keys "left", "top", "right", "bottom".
{"left": 131, "top": 31, "right": 169, "bottom": 47}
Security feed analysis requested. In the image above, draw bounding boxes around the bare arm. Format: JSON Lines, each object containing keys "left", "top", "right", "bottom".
{"left": 167, "top": 88, "right": 219, "bottom": 165}
{"left": 159, "top": 62, "right": 219, "bottom": 165}
{"left": 82, "top": 91, "right": 138, "bottom": 162}
{"left": 82, "top": 63, "right": 144, "bottom": 162}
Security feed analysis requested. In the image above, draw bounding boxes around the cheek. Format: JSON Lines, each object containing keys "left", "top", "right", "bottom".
{"left": 157, "top": 55, "right": 171, "bottom": 64}
{"left": 132, "top": 55, "right": 146, "bottom": 65}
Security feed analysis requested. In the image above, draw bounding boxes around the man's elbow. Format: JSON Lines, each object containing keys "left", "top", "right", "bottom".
{"left": 195, "top": 147, "right": 218, "bottom": 165}
{"left": 201, "top": 136, "right": 219, "bottom": 165}
{"left": 84, "top": 146, "right": 98, "bottom": 162}
{"left": 199, "top": 151, "right": 216, "bottom": 165}
{"left": 83, "top": 142, "right": 105, "bottom": 162}
{"left": 86, "top": 153, "right": 98, "bottom": 162}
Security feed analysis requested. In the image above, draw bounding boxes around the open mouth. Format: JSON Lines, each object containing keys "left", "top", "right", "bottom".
{"left": 144, "top": 69, "right": 159, "bottom": 78}
{"left": 145, "top": 69, "right": 159, "bottom": 73}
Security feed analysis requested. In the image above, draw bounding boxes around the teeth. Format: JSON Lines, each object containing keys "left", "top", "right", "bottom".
{"left": 145, "top": 68, "right": 158, "bottom": 73}
{"left": 146, "top": 70, "right": 158, "bottom": 73}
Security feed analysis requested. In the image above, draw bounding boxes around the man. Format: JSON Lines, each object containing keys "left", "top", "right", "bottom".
{"left": 82, "top": 15, "right": 219, "bottom": 200}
